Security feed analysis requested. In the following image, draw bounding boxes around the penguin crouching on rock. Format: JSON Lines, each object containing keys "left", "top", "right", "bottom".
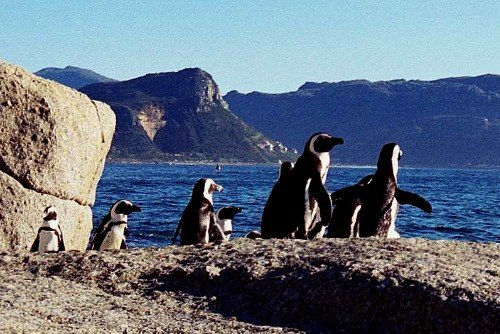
{"left": 327, "top": 143, "right": 432, "bottom": 238}
{"left": 90, "top": 200, "right": 141, "bottom": 250}
{"left": 30, "top": 206, "right": 65, "bottom": 253}
{"left": 173, "top": 178, "right": 223, "bottom": 246}
{"left": 209, "top": 206, "right": 243, "bottom": 243}
{"left": 261, "top": 133, "right": 344, "bottom": 239}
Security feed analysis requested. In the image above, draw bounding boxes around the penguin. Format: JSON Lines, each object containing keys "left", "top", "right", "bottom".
{"left": 326, "top": 175, "right": 373, "bottom": 238}
{"left": 261, "top": 133, "right": 344, "bottom": 239}
{"left": 90, "top": 200, "right": 141, "bottom": 250}
{"left": 246, "top": 161, "right": 293, "bottom": 239}
{"left": 209, "top": 206, "right": 243, "bottom": 243}
{"left": 172, "top": 178, "right": 223, "bottom": 245}
{"left": 30, "top": 206, "right": 65, "bottom": 252}
{"left": 327, "top": 143, "right": 432, "bottom": 238}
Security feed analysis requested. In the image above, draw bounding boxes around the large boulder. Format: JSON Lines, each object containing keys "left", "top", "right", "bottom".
{"left": 0, "top": 61, "right": 115, "bottom": 251}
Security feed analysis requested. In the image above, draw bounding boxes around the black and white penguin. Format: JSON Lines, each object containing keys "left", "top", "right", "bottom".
{"left": 30, "top": 206, "right": 65, "bottom": 252}
{"left": 90, "top": 200, "right": 141, "bottom": 250}
{"left": 209, "top": 206, "right": 243, "bottom": 243}
{"left": 261, "top": 133, "right": 344, "bottom": 239}
{"left": 172, "top": 178, "right": 223, "bottom": 245}
{"left": 327, "top": 143, "right": 432, "bottom": 238}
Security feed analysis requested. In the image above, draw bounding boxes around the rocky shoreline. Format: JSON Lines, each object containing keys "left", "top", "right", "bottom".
{"left": 0, "top": 238, "right": 498, "bottom": 333}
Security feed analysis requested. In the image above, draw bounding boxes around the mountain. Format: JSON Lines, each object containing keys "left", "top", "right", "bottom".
{"left": 224, "top": 75, "right": 500, "bottom": 167}
{"left": 80, "top": 68, "right": 293, "bottom": 162}
{"left": 35, "top": 66, "right": 116, "bottom": 89}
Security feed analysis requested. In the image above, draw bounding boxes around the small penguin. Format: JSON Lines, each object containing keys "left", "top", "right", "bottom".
{"left": 261, "top": 133, "right": 344, "bottom": 239}
{"left": 327, "top": 143, "right": 432, "bottom": 238}
{"left": 90, "top": 200, "right": 141, "bottom": 250}
{"left": 30, "top": 206, "right": 65, "bottom": 252}
{"left": 172, "top": 178, "right": 223, "bottom": 245}
{"left": 209, "top": 206, "right": 243, "bottom": 243}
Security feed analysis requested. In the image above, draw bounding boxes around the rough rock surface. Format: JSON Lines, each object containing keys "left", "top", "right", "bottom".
{"left": 0, "top": 61, "right": 115, "bottom": 251}
{"left": 0, "top": 238, "right": 497, "bottom": 333}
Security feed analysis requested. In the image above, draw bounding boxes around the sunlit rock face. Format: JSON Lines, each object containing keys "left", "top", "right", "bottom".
{"left": 0, "top": 61, "right": 115, "bottom": 251}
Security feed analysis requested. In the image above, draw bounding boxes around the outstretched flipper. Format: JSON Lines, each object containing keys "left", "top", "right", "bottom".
{"left": 310, "top": 173, "right": 332, "bottom": 227}
{"left": 30, "top": 232, "right": 40, "bottom": 252}
{"left": 395, "top": 188, "right": 432, "bottom": 213}
{"left": 120, "top": 239, "right": 127, "bottom": 249}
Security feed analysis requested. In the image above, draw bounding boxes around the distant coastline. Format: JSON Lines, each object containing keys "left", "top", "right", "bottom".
{"left": 105, "top": 158, "right": 500, "bottom": 169}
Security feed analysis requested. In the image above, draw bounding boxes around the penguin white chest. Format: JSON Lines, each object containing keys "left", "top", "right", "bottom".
{"left": 39, "top": 231, "right": 59, "bottom": 252}
{"left": 101, "top": 225, "right": 126, "bottom": 250}
{"left": 318, "top": 152, "right": 330, "bottom": 181}
{"left": 387, "top": 199, "right": 400, "bottom": 238}
{"left": 216, "top": 218, "right": 233, "bottom": 241}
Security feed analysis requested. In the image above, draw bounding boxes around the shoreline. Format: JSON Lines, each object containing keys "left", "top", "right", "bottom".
{"left": 105, "top": 159, "right": 500, "bottom": 170}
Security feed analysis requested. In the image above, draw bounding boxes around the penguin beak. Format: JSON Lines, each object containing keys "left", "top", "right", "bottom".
{"left": 331, "top": 137, "right": 344, "bottom": 147}
{"left": 128, "top": 204, "right": 141, "bottom": 214}
{"left": 214, "top": 184, "right": 223, "bottom": 192}
{"left": 235, "top": 207, "right": 242, "bottom": 213}
{"left": 319, "top": 137, "right": 344, "bottom": 152}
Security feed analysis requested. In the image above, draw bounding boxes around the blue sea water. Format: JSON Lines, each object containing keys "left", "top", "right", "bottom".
{"left": 93, "top": 164, "right": 500, "bottom": 247}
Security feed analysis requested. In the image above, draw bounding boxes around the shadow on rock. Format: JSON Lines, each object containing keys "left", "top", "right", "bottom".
{"left": 139, "top": 264, "right": 498, "bottom": 333}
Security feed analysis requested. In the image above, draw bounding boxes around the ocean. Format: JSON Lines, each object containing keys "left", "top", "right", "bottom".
{"left": 93, "top": 164, "right": 500, "bottom": 247}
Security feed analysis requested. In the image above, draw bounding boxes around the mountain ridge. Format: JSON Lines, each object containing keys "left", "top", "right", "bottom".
{"left": 224, "top": 74, "right": 500, "bottom": 167}
{"left": 35, "top": 66, "right": 116, "bottom": 89}
{"left": 79, "top": 68, "right": 293, "bottom": 162}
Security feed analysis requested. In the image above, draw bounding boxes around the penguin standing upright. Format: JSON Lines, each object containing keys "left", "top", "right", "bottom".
{"left": 327, "top": 143, "right": 432, "bottom": 238}
{"left": 30, "top": 206, "right": 65, "bottom": 252}
{"left": 259, "top": 161, "right": 294, "bottom": 238}
{"left": 209, "top": 206, "right": 243, "bottom": 243}
{"left": 90, "top": 200, "right": 141, "bottom": 250}
{"left": 261, "top": 133, "right": 344, "bottom": 239}
{"left": 172, "top": 178, "right": 223, "bottom": 245}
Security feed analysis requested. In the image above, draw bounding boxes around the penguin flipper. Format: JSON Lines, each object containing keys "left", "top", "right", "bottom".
{"left": 120, "top": 239, "right": 127, "bottom": 249}
{"left": 124, "top": 227, "right": 129, "bottom": 238}
{"left": 58, "top": 229, "right": 66, "bottom": 251}
{"left": 310, "top": 173, "right": 332, "bottom": 227}
{"left": 30, "top": 232, "right": 40, "bottom": 252}
{"left": 395, "top": 188, "right": 432, "bottom": 213}
{"left": 209, "top": 216, "right": 226, "bottom": 242}
{"left": 172, "top": 209, "right": 187, "bottom": 245}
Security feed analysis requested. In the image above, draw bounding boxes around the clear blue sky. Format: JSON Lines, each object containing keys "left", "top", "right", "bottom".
{"left": 1, "top": 1, "right": 498, "bottom": 93}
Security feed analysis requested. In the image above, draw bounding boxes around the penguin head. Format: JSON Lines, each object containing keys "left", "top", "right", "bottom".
{"left": 193, "top": 178, "right": 223, "bottom": 204}
{"left": 306, "top": 133, "right": 344, "bottom": 155}
{"left": 216, "top": 206, "right": 242, "bottom": 237}
{"left": 279, "top": 161, "right": 293, "bottom": 179}
{"left": 43, "top": 206, "right": 58, "bottom": 222}
{"left": 42, "top": 206, "right": 59, "bottom": 229}
{"left": 109, "top": 200, "right": 141, "bottom": 222}
{"left": 217, "top": 206, "right": 243, "bottom": 220}
{"left": 377, "top": 143, "right": 403, "bottom": 178}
